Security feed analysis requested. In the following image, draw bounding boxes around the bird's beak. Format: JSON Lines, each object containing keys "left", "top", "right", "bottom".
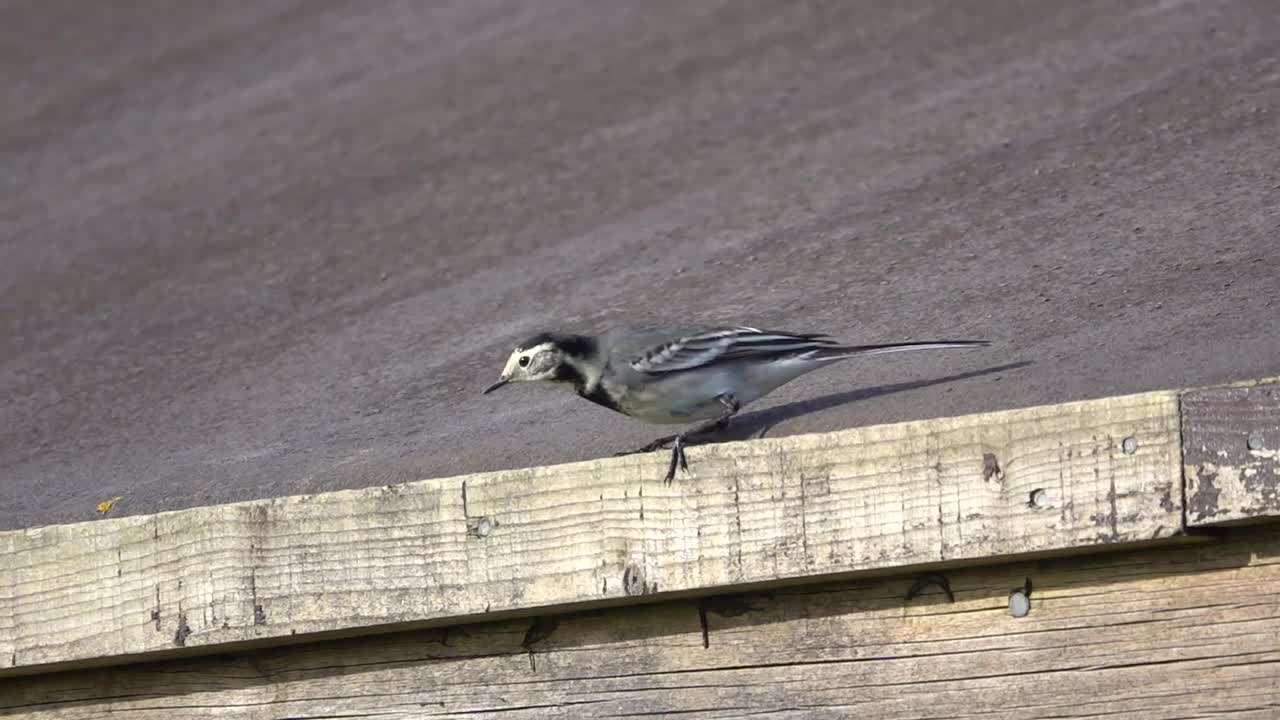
{"left": 482, "top": 377, "right": 510, "bottom": 395}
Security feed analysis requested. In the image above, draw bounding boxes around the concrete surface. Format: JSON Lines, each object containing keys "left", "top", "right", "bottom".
{"left": 2, "top": 0, "right": 1278, "bottom": 531}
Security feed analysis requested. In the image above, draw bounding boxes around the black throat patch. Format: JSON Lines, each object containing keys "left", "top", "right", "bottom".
{"left": 529, "top": 333, "right": 622, "bottom": 414}
{"left": 577, "top": 378, "right": 622, "bottom": 413}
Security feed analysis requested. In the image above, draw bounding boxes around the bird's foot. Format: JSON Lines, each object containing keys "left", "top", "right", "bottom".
{"left": 616, "top": 395, "right": 740, "bottom": 484}
{"left": 613, "top": 433, "right": 692, "bottom": 484}
{"left": 614, "top": 433, "right": 679, "bottom": 457}
{"left": 615, "top": 415, "right": 730, "bottom": 458}
{"left": 664, "top": 435, "right": 691, "bottom": 484}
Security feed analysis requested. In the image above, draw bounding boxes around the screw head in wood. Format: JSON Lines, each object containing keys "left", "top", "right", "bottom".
{"left": 1121, "top": 436, "right": 1138, "bottom": 454}
{"left": 1247, "top": 432, "right": 1265, "bottom": 451}
{"left": 467, "top": 515, "right": 499, "bottom": 538}
{"left": 1008, "top": 578, "right": 1033, "bottom": 618}
{"left": 1009, "top": 590, "right": 1031, "bottom": 618}
{"left": 1028, "top": 488, "right": 1049, "bottom": 509}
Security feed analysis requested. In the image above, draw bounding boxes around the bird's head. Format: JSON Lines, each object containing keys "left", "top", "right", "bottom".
{"left": 482, "top": 333, "right": 589, "bottom": 394}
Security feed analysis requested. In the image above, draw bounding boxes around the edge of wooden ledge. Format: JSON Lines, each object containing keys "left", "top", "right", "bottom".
{"left": 3, "top": 376, "right": 1278, "bottom": 678}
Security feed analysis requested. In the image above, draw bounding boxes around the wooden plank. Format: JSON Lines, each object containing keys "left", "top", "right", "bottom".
{"left": 3, "top": 524, "right": 1277, "bottom": 720}
{"left": 1183, "top": 383, "right": 1280, "bottom": 526}
{"left": 0, "top": 389, "right": 1177, "bottom": 676}
{"left": 0, "top": 390, "right": 1187, "bottom": 677}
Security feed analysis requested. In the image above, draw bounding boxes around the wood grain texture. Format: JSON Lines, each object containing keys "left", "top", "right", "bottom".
{"left": 3, "top": 525, "right": 1277, "bottom": 719}
{"left": 0, "top": 390, "right": 1186, "bottom": 677}
{"left": 1183, "top": 384, "right": 1280, "bottom": 526}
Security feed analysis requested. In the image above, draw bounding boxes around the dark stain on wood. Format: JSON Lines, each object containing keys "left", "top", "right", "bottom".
{"left": 702, "top": 594, "right": 766, "bottom": 617}
{"left": 521, "top": 617, "right": 559, "bottom": 649}
{"left": 173, "top": 613, "right": 191, "bottom": 647}
{"left": 982, "top": 452, "right": 1002, "bottom": 482}
{"left": 1187, "top": 465, "right": 1222, "bottom": 521}
{"left": 622, "top": 562, "right": 658, "bottom": 596}
{"left": 698, "top": 603, "right": 710, "bottom": 649}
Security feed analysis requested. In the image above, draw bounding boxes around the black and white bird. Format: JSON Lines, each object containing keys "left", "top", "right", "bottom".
{"left": 482, "top": 326, "right": 988, "bottom": 482}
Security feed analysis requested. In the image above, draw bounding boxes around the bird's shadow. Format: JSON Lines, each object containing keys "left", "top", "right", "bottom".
{"left": 703, "top": 360, "right": 1033, "bottom": 443}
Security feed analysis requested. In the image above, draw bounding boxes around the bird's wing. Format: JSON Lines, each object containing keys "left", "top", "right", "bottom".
{"left": 626, "top": 326, "right": 838, "bottom": 374}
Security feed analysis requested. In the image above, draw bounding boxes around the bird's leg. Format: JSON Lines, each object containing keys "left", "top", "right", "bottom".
{"left": 613, "top": 396, "right": 738, "bottom": 457}
{"left": 664, "top": 434, "right": 689, "bottom": 483}
{"left": 681, "top": 395, "right": 741, "bottom": 440}
{"left": 664, "top": 394, "right": 740, "bottom": 484}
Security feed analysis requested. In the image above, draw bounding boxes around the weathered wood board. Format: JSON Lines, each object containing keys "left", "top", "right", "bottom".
{"left": 3, "top": 525, "right": 1277, "bottom": 720}
{"left": 1183, "top": 383, "right": 1280, "bottom": 526}
{"left": 0, "top": 390, "right": 1186, "bottom": 676}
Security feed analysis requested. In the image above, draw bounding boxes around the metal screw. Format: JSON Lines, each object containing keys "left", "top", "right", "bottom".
{"left": 1121, "top": 436, "right": 1138, "bottom": 454}
{"left": 1247, "top": 432, "right": 1265, "bottom": 451}
{"left": 1009, "top": 590, "right": 1031, "bottom": 618}
{"left": 1028, "top": 488, "right": 1049, "bottom": 509}
{"left": 467, "top": 515, "right": 499, "bottom": 538}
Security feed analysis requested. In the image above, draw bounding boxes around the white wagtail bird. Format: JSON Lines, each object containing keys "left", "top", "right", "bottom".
{"left": 483, "top": 326, "right": 988, "bottom": 483}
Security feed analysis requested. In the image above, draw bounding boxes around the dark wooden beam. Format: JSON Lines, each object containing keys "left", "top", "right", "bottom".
{"left": 1182, "top": 383, "right": 1280, "bottom": 526}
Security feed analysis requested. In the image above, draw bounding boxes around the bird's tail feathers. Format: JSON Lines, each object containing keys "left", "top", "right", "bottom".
{"left": 804, "top": 339, "right": 991, "bottom": 361}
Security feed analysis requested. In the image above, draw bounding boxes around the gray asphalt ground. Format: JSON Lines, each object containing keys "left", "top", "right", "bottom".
{"left": 3, "top": 1, "right": 1278, "bottom": 530}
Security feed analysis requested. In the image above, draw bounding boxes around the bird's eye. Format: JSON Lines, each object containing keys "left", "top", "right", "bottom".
{"left": 518, "top": 356, "right": 530, "bottom": 368}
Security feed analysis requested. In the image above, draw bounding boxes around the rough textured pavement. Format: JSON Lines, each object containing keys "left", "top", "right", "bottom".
{"left": 3, "top": 1, "right": 1279, "bottom": 530}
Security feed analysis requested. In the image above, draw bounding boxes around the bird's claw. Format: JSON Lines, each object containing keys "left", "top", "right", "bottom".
{"left": 614, "top": 435, "right": 676, "bottom": 457}
{"left": 619, "top": 435, "right": 690, "bottom": 484}
{"left": 663, "top": 438, "right": 691, "bottom": 484}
